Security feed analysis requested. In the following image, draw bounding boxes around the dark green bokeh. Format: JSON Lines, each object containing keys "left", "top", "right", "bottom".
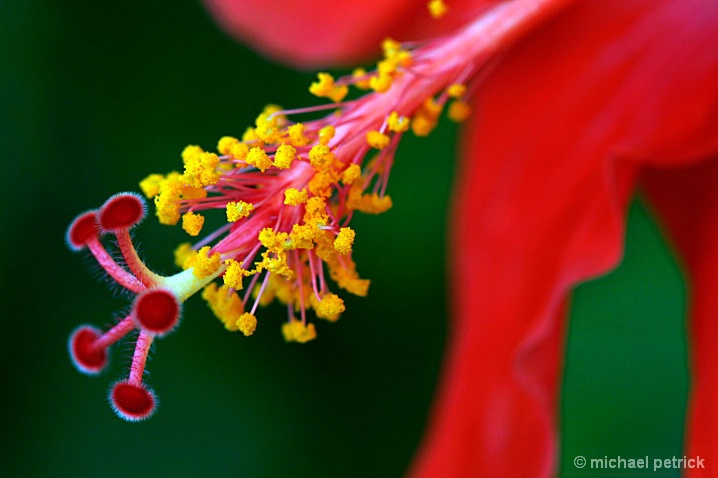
{"left": 1, "top": 1, "right": 687, "bottom": 477}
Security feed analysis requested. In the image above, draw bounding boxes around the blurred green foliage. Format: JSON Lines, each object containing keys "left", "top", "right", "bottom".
{"left": 1, "top": 1, "right": 687, "bottom": 477}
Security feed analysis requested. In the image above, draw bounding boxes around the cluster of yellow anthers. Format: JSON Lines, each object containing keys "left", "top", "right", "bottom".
{"left": 136, "top": 26, "right": 475, "bottom": 343}
{"left": 67, "top": 0, "right": 544, "bottom": 420}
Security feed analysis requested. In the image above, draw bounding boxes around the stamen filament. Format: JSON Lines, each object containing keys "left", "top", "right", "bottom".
{"left": 86, "top": 237, "right": 144, "bottom": 293}
{"left": 250, "top": 272, "right": 271, "bottom": 316}
{"left": 128, "top": 331, "right": 153, "bottom": 386}
{"left": 115, "top": 229, "right": 164, "bottom": 288}
{"left": 92, "top": 316, "right": 136, "bottom": 350}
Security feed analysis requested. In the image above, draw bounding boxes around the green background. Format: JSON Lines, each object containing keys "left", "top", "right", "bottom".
{"left": 1, "top": 1, "right": 687, "bottom": 477}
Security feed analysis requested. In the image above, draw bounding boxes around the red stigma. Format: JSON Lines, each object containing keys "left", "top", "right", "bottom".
{"left": 97, "top": 192, "right": 146, "bottom": 232}
{"left": 133, "top": 288, "right": 181, "bottom": 336}
{"left": 66, "top": 210, "right": 99, "bottom": 251}
{"left": 110, "top": 380, "right": 157, "bottom": 422}
{"left": 69, "top": 326, "right": 108, "bottom": 374}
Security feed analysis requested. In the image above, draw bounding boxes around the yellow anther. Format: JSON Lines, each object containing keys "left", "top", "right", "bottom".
{"left": 284, "top": 188, "right": 309, "bottom": 206}
{"left": 255, "top": 123, "right": 281, "bottom": 144}
{"left": 257, "top": 227, "right": 289, "bottom": 254}
{"left": 387, "top": 111, "right": 410, "bottom": 133}
{"left": 393, "top": 50, "right": 413, "bottom": 68}
{"left": 263, "top": 274, "right": 298, "bottom": 305}
{"left": 428, "top": 0, "right": 448, "bottom": 18}
{"left": 411, "top": 98, "right": 443, "bottom": 136}
{"left": 422, "top": 98, "right": 443, "bottom": 117}
{"left": 258, "top": 227, "right": 278, "bottom": 249}
{"left": 273, "top": 143, "right": 296, "bottom": 169}
{"left": 315, "top": 234, "right": 339, "bottom": 263}
{"left": 181, "top": 184, "right": 207, "bottom": 200}
{"left": 282, "top": 319, "right": 317, "bottom": 343}
{"left": 192, "top": 246, "right": 221, "bottom": 279}
{"left": 242, "top": 127, "right": 262, "bottom": 144}
{"left": 290, "top": 224, "right": 316, "bottom": 250}
{"left": 174, "top": 242, "right": 197, "bottom": 270}
{"left": 318, "top": 125, "right": 336, "bottom": 145}
{"left": 316, "top": 293, "right": 345, "bottom": 321}
{"left": 139, "top": 173, "right": 164, "bottom": 199}
{"left": 236, "top": 312, "right": 257, "bottom": 336}
{"left": 369, "top": 73, "right": 393, "bottom": 93}
{"left": 341, "top": 164, "right": 361, "bottom": 185}
{"left": 341, "top": 276, "right": 370, "bottom": 297}
{"left": 258, "top": 250, "right": 293, "bottom": 278}
{"left": 253, "top": 105, "right": 286, "bottom": 144}
{"left": 230, "top": 142, "right": 249, "bottom": 161}
{"left": 327, "top": 256, "right": 371, "bottom": 297}
{"left": 304, "top": 196, "right": 327, "bottom": 219}
{"left": 183, "top": 151, "right": 220, "bottom": 187}
{"left": 411, "top": 116, "right": 434, "bottom": 137}
{"left": 182, "top": 211, "right": 205, "bottom": 237}
{"left": 448, "top": 100, "right": 472, "bottom": 122}
{"left": 364, "top": 194, "right": 393, "bottom": 214}
{"left": 377, "top": 59, "right": 398, "bottom": 77}
{"left": 223, "top": 259, "right": 250, "bottom": 290}
{"left": 153, "top": 173, "right": 185, "bottom": 224}
{"left": 154, "top": 192, "right": 181, "bottom": 226}
{"left": 309, "top": 72, "right": 348, "bottom": 103}
{"left": 308, "top": 144, "right": 334, "bottom": 169}
{"left": 226, "top": 201, "right": 254, "bottom": 222}
{"left": 447, "top": 83, "right": 466, "bottom": 98}
{"left": 159, "top": 171, "right": 184, "bottom": 194}
{"left": 181, "top": 145, "right": 204, "bottom": 164}
{"left": 257, "top": 104, "right": 285, "bottom": 123}
{"left": 334, "top": 227, "right": 355, "bottom": 255}
{"left": 308, "top": 169, "right": 340, "bottom": 198}
{"left": 351, "top": 68, "right": 371, "bottom": 90}
{"left": 217, "top": 136, "right": 239, "bottom": 155}
{"left": 252, "top": 279, "right": 277, "bottom": 306}
{"left": 245, "top": 147, "right": 273, "bottom": 172}
{"left": 366, "top": 130, "right": 390, "bottom": 150}
{"left": 347, "top": 187, "right": 393, "bottom": 214}
{"left": 202, "top": 283, "right": 243, "bottom": 332}
{"left": 255, "top": 104, "right": 285, "bottom": 127}
{"left": 287, "top": 123, "right": 309, "bottom": 147}
{"left": 380, "top": 38, "right": 412, "bottom": 68}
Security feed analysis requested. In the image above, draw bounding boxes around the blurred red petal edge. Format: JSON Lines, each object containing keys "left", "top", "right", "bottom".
{"left": 409, "top": 0, "right": 718, "bottom": 476}
{"left": 202, "top": 0, "right": 489, "bottom": 67}
{"left": 642, "top": 162, "right": 718, "bottom": 477}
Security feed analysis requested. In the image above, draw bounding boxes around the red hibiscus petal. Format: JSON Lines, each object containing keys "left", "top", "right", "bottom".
{"left": 642, "top": 161, "right": 718, "bottom": 476}
{"left": 202, "top": 0, "right": 488, "bottom": 67}
{"left": 410, "top": 1, "right": 718, "bottom": 476}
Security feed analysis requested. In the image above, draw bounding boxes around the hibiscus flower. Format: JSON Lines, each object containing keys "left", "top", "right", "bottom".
{"left": 66, "top": 0, "right": 718, "bottom": 476}
{"left": 203, "top": 0, "right": 718, "bottom": 475}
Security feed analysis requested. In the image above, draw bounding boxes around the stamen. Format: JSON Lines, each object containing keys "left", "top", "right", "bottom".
{"left": 92, "top": 316, "right": 136, "bottom": 350}
{"left": 67, "top": 0, "right": 578, "bottom": 418}
{"left": 68, "top": 326, "right": 109, "bottom": 375}
{"left": 67, "top": 210, "right": 145, "bottom": 292}
{"left": 109, "top": 380, "right": 157, "bottom": 422}
{"left": 109, "top": 332, "right": 156, "bottom": 422}
{"left": 132, "top": 288, "right": 182, "bottom": 337}
{"left": 65, "top": 210, "right": 100, "bottom": 252}
{"left": 114, "top": 229, "right": 164, "bottom": 288}
{"left": 249, "top": 272, "right": 271, "bottom": 316}
{"left": 68, "top": 317, "right": 136, "bottom": 375}
{"left": 95, "top": 193, "right": 164, "bottom": 288}
{"left": 97, "top": 192, "right": 147, "bottom": 233}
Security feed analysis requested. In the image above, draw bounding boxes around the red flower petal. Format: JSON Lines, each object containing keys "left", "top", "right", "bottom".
{"left": 202, "top": 0, "right": 486, "bottom": 67}
{"left": 410, "top": 1, "right": 718, "bottom": 476}
{"left": 643, "top": 161, "right": 718, "bottom": 476}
